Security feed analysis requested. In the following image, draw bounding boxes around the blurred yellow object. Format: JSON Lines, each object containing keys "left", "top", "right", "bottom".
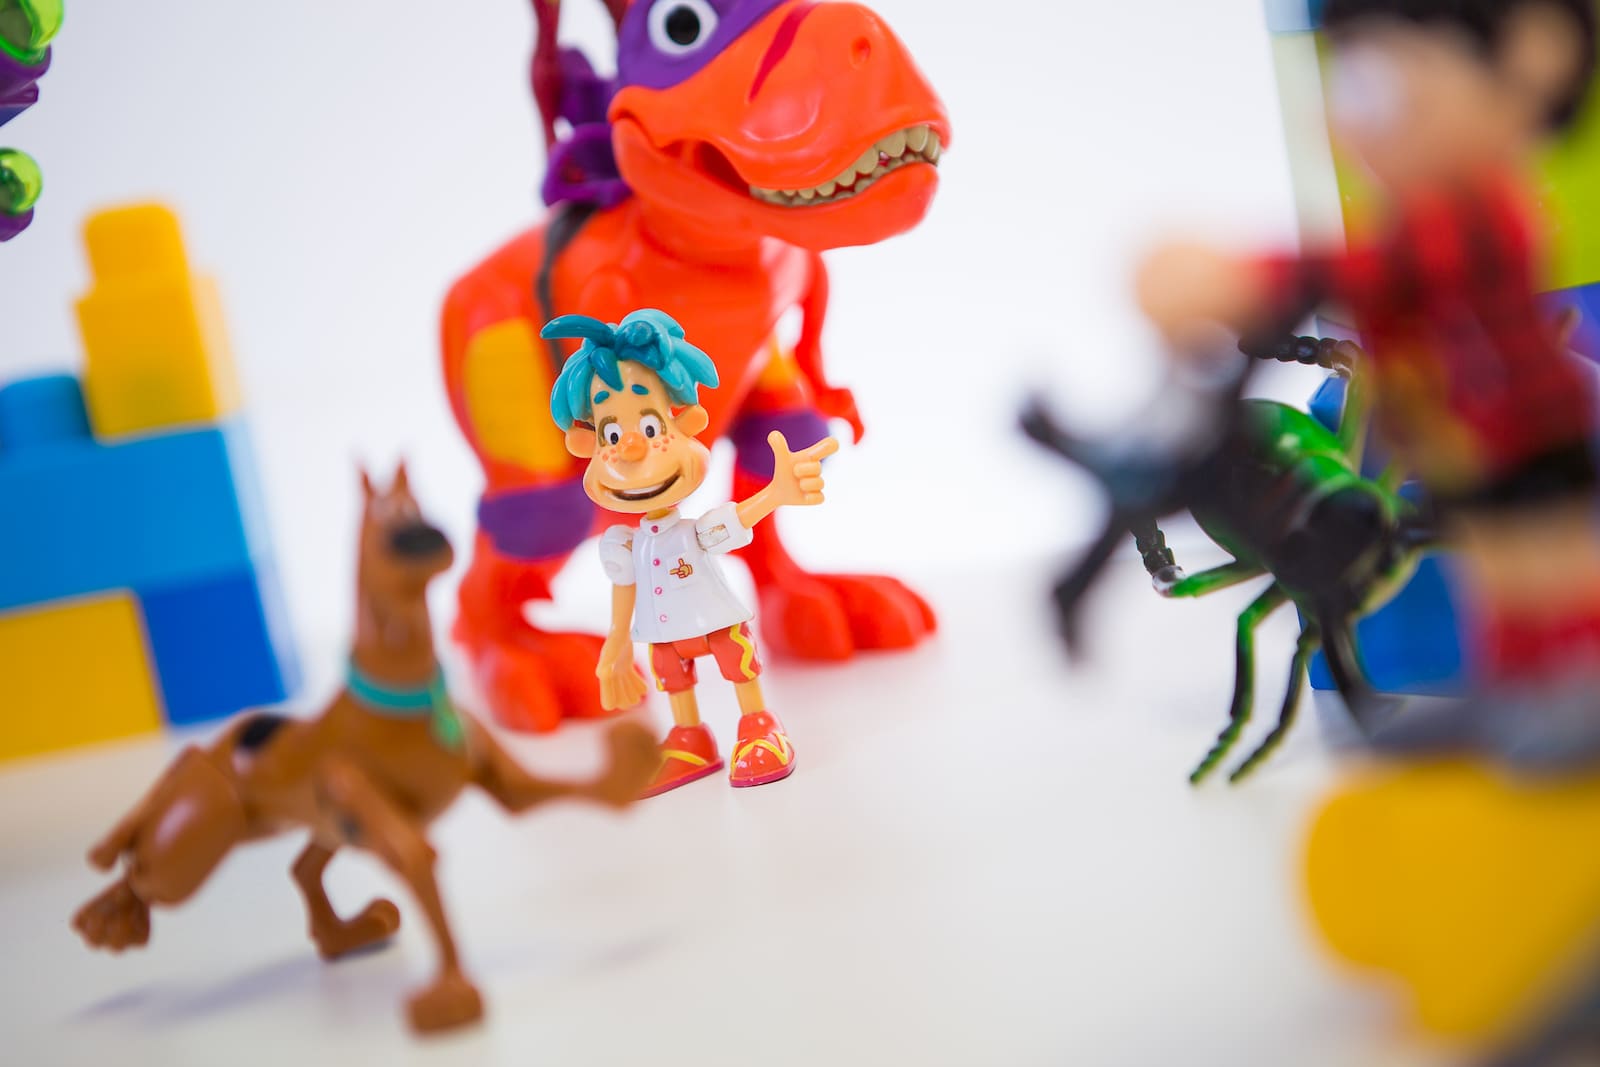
{"left": 0, "top": 593, "right": 163, "bottom": 761}
{"left": 75, "top": 204, "right": 241, "bottom": 438}
{"left": 1305, "top": 759, "right": 1600, "bottom": 1046}
{"left": 462, "top": 319, "right": 569, "bottom": 473}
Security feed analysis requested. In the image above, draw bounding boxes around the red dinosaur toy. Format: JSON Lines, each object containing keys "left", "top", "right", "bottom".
{"left": 442, "top": 0, "right": 949, "bottom": 732}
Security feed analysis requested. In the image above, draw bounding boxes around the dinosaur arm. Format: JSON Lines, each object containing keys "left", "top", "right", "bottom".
{"left": 794, "top": 253, "right": 865, "bottom": 442}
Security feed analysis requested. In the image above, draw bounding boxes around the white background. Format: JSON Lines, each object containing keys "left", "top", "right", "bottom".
{"left": 0, "top": 3, "right": 1441, "bottom": 1066}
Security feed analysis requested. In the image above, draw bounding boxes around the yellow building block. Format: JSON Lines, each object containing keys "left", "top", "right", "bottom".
{"left": 74, "top": 204, "right": 240, "bottom": 439}
{"left": 1306, "top": 760, "right": 1600, "bottom": 1047}
{"left": 462, "top": 318, "right": 571, "bottom": 473}
{"left": 0, "top": 593, "right": 164, "bottom": 762}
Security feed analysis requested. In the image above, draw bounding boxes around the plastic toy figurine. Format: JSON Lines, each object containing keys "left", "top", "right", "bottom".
{"left": 1023, "top": 337, "right": 1436, "bottom": 782}
{"left": 546, "top": 309, "right": 836, "bottom": 796}
{"left": 0, "top": 0, "right": 61, "bottom": 240}
{"left": 443, "top": 0, "right": 948, "bottom": 733}
{"left": 1137, "top": 0, "right": 1600, "bottom": 742}
{"left": 71, "top": 466, "right": 658, "bottom": 1034}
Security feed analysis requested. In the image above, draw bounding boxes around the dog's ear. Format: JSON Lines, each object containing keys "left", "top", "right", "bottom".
{"left": 359, "top": 465, "right": 376, "bottom": 500}
{"left": 392, "top": 460, "right": 411, "bottom": 495}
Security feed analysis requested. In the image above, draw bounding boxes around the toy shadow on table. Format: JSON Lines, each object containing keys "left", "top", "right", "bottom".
{"left": 1022, "top": 337, "right": 1438, "bottom": 783}
{"left": 71, "top": 465, "right": 659, "bottom": 1035}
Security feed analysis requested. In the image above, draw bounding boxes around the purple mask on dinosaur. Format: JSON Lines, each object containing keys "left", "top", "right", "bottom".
{"left": 540, "top": 0, "right": 790, "bottom": 209}
{"left": 616, "top": 0, "right": 790, "bottom": 90}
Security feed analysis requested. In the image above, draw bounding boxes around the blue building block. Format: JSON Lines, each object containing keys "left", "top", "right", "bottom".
{"left": 0, "top": 378, "right": 270, "bottom": 611}
{"left": 0, "top": 372, "right": 297, "bottom": 726}
{"left": 0, "top": 373, "right": 90, "bottom": 450}
{"left": 140, "top": 566, "right": 301, "bottom": 727}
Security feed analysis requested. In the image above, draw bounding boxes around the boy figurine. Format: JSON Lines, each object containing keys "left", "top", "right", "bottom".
{"left": 1137, "top": 0, "right": 1600, "bottom": 711}
{"left": 546, "top": 309, "right": 838, "bottom": 796}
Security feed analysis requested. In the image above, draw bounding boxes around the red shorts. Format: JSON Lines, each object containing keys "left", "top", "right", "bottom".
{"left": 650, "top": 623, "right": 763, "bottom": 694}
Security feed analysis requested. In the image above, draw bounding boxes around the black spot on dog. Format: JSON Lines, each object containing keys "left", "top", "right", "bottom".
{"left": 237, "top": 714, "right": 289, "bottom": 752}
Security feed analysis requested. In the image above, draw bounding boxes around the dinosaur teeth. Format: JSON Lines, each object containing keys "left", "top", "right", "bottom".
{"left": 744, "top": 124, "right": 943, "bottom": 208}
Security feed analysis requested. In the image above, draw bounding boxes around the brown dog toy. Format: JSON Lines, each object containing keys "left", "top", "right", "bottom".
{"left": 71, "top": 464, "right": 659, "bottom": 1034}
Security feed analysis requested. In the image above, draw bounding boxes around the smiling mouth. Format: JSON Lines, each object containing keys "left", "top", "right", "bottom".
{"left": 608, "top": 471, "right": 682, "bottom": 503}
{"left": 745, "top": 124, "right": 942, "bottom": 207}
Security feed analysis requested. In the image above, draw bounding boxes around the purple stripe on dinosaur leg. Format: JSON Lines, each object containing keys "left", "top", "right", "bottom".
{"left": 732, "top": 408, "right": 829, "bottom": 479}
{"left": 478, "top": 477, "right": 598, "bottom": 561}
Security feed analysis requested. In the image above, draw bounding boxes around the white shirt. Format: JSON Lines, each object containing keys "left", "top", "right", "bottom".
{"left": 599, "top": 504, "right": 755, "bottom": 644}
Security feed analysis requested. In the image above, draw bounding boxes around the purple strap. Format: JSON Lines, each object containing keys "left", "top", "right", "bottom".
{"left": 731, "top": 408, "right": 829, "bottom": 479}
{"left": 478, "top": 478, "right": 598, "bottom": 561}
{"left": 542, "top": 47, "right": 627, "bottom": 210}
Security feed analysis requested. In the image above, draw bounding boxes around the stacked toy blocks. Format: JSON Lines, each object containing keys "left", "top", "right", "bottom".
{"left": 1263, "top": 0, "right": 1600, "bottom": 695}
{"left": 0, "top": 0, "right": 61, "bottom": 240}
{"left": 0, "top": 203, "right": 298, "bottom": 761}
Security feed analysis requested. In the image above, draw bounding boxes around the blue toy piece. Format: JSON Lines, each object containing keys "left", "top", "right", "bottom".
{"left": 0, "top": 373, "right": 297, "bottom": 727}
{"left": 140, "top": 566, "right": 299, "bottom": 727}
{"left": 0, "top": 372, "right": 89, "bottom": 449}
{"left": 0, "top": 394, "right": 266, "bottom": 611}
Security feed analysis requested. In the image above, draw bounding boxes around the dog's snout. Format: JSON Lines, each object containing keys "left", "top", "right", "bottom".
{"left": 390, "top": 522, "right": 450, "bottom": 559}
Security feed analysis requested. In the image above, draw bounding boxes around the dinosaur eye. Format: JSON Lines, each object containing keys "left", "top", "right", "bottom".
{"left": 648, "top": 0, "right": 718, "bottom": 56}
{"left": 639, "top": 414, "right": 664, "bottom": 439}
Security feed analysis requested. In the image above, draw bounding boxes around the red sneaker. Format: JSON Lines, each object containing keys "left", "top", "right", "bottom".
{"left": 729, "top": 711, "right": 796, "bottom": 788}
{"left": 641, "top": 724, "right": 723, "bottom": 799}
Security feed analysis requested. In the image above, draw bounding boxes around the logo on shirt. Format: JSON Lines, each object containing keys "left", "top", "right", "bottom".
{"left": 671, "top": 558, "right": 694, "bottom": 580}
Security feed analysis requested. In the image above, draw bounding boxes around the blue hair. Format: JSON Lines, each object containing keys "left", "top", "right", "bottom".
{"left": 545, "top": 309, "right": 720, "bottom": 430}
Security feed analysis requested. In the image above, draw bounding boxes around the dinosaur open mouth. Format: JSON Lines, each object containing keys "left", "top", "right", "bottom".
{"left": 724, "top": 124, "right": 942, "bottom": 208}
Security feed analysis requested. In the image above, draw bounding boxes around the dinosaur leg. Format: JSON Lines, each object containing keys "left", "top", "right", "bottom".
{"left": 729, "top": 388, "right": 935, "bottom": 661}
{"left": 455, "top": 480, "right": 616, "bottom": 733}
{"left": 1228, "top": 625, "right": 1319, "bottom": 783}
{"left": 1189, "top": 583, "right": 1289, "bottom": 784}
{"left": 291, "top": 840, "right": 401, "bottom": 960}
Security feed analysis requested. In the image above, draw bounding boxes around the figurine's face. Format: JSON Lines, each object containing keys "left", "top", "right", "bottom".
{"left": 566, "top": 362, "right": 713, "bottom": 514}
{"left": 1326, "top": 5, "right": 1586, "bottom": 191}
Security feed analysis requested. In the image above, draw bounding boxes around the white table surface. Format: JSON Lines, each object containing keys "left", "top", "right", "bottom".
{"left": 0, "top": 555, "right": 1452, "bottom": 1067}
